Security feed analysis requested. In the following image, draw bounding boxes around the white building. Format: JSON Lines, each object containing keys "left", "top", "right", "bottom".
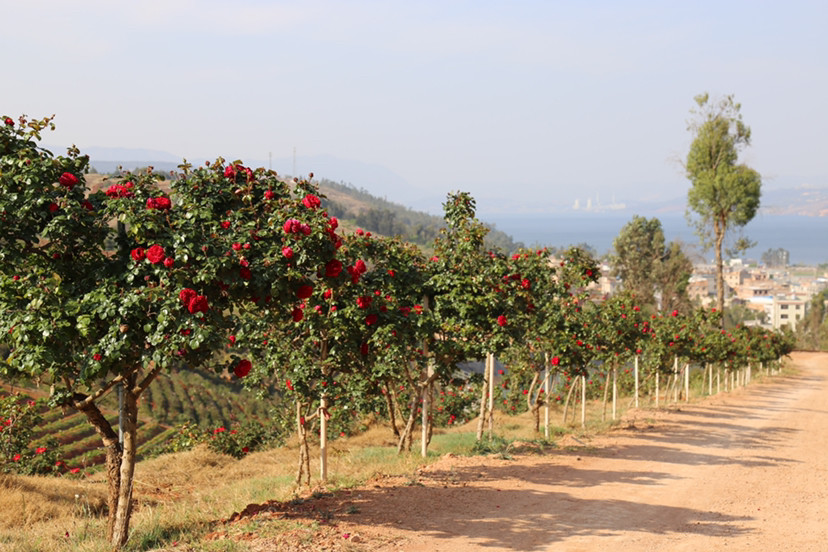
{"left": 768, "top": 295, "right": 809, "bottom": 331}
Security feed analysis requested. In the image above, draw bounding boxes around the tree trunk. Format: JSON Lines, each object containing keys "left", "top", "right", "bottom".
{"left": 700, "top": 363, "right": 707, "bottom": 396}
{"left": 655, "top": 371, "right": 660, "bottom": 408}
{"left": 601, "top": 370, "right": 610, "bottom": 422}
{"left": 296, "top": 402, "right": 311, "bottom": 487}
{"left": 561, "top": 376, "right": 577, "bottom": 425}
{"left": 714, "top": 216, "right": 726, "bottom": 317}
{"left": 74, "top": 396, "right": 122, "bottom": 542}
{"left": 109, "top": 384, "right": 138, "bottom": 548}
{"left": 384, "top": 382, "right": 399, "bottom": 438}
{"left": 526, "top": 372, "right": 541, "bottom": 433}
{"left": 397, "top": 386, "right": 422, "bottom": 454}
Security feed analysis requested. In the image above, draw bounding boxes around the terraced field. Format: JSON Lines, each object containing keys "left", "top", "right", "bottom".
{"left": 2, "top": 367, "right": 277, "bottom": 470}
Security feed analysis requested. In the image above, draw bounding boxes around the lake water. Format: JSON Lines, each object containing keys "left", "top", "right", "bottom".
{"left": 482, "top": 213, "right": 828, "bottom": 266}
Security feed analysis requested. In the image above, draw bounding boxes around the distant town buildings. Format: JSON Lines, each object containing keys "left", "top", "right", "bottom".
{"left": 688, "top": 261, "right": 826, "bottom": 331}
{"left": 588, "top": 253, "right": 826, "bottom": 332}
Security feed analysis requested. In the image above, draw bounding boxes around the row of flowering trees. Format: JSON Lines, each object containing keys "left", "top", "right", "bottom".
{"left": 0, "top": 116, "right": 793, "bottom": 548}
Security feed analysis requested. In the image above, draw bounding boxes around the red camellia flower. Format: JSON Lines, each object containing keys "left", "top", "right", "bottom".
{"left": 179, "top": 288, "right": 197, "bottom": 305}
{"left": 387, "top": 269, "right": 395, "bottom": 277}
{"left": 356, "top": 296, "right": 372, "bottom": 309}
{"left": 286, "top": 379, "right": 294, "bottom": 391}
{"left": 59, "top": 172, "right": 78, "bottom": 190}
{"left": 360, "top": 342, "right": 369, "bottom": 356}
{"left": 146, "top": 245, "right": 165, "bottom": 264}
{"left": 292, "top": 307, "right": 304, "bottom": 322}
{"left": 323, "top": 288, "right": 333, "bottom": 300}
{"left": 365, "top": 314, "right": 379, "bottom": 326}
{"left": 282, "top": 246, "right": 294, "bottom": 259}
{"left": 35, "top": 447, "right": 47, "bottom": 455}
{"left": 329, "top": 216, "right": 338, "bottom": 230}
{"left": 497, "top": 315, "right": 507, "bottom": 327}
{"left": 220, "top": 220, "right": 231, "bottom": 229}
{"left": 296, "top": 284, "right": 314, "bottom": 299}
{"left": 302, "top": 194, "right": 321, "bottom": 209}
{"left": 354, "top": 259, "right": 367, "bottom": 274}
{"left": 234, "top": 359, "right": 252, "bottom": 378}
{"left": 146, "top": 197, "right": 171, "bottom": 210}
{"left": 325, "top": 259, "right": 343, "bottom": 278}
{"left": 188, "top": 294, "right": 209, "bottom": 314}
{"left": 4, "top": 117, "right": 13, "bottom": 126}
{"left": 232, "top": 242, "right": 242, "bottom": 251}
{"left": 240, "top": 267, "right": 252, "bottom": 280}
{"left": 283, "top": 218, "right": 300, "bottom": 234}
{"left": 81, "top": 200, "right": 94, "bottom": 211}
{"left": 48, "top": 202, "right": 59, "bottom": 213}
{"left": 13, "top": 454, "right": 21, "bottom": 461}
{"left": 521, "top": 278, "right": 531, "bottom": 290}
{"left": 131, "top": 247, "right": 146, "bottom": 262}
{"left": 671, "top": 309, "right": 679, "bottom": 317}
{"left": 163, "top": 257, "right": 174, "bottom": 268}
{"left": 93, "top": 353, "right": 102, "bottom": 361}
{"left": 105, "top": 184, "right": 134, "bottom": 198}
{"left": 264, "top": 189, "right": 275, "bottom": 200}
{"left": 551, "top": 356, "right": 560, "bottom": 366}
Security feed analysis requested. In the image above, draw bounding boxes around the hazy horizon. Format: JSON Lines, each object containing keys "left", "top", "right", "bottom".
{"left": 5, "top": 1, "right": 827, "bottom": 216}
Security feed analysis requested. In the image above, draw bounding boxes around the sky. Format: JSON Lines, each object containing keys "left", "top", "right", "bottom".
{"left": 3, "top": 0, "right": 827, "bottom": 216}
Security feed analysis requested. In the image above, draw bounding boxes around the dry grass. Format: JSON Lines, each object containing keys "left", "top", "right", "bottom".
{"left": 0, "top": 474, "right": 108, "bottom": 530}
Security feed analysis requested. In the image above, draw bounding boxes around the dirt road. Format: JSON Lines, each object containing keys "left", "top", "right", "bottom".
{"left": 286, "top": 352, "right": 827, "bottom": 551}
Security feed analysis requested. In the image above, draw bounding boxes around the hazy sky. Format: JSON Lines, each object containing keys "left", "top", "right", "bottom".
{"left": 4, "top": 0, "right": 827, "bottom": 215}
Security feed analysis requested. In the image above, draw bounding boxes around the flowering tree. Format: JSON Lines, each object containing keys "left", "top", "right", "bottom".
{"left": 428, "top": 192, "right": 516, "bottom": 440}
{"left": 592, "top": 293, "right": 642, "bottom": 420}
{"left": 496, "top": 248, "right": 567, "bottom": 433}
{"left": 0, "top": 116, "right": 341, "bottom": 547}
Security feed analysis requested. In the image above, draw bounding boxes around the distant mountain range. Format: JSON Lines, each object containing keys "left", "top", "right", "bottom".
{"left": 81, "top": 146, "right": 828, "bottom": 218}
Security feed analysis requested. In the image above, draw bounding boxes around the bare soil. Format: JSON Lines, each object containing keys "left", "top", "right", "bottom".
{"left": 217, "top": 352, "right": 828, "bottom": 551}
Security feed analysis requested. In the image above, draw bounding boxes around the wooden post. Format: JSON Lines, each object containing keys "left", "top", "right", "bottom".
{"left": 421, "top": 360, "right": 433, "bottom": 458}
{"left": 320, "top": 395, "right": 328, "bottom": 481}
{"left": 580, "top": 375, "right": 586, "bottom": 428}
{"left": 611, "top": 365, "right": 617, "bottom": 420}
{"left": 543, "top": 355, "right": 550, "bottom": 439}
{"left": 673, "top": 356, "right": 679, "bottom": 404}
{"left": 684, "top": 363, "right": 689, "bottom": 403}
{"left": 487, "top": 353, "right": 495, "bottom": 436}
{"left": 634, "top": 355, "right": 639, "bottom": 408}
